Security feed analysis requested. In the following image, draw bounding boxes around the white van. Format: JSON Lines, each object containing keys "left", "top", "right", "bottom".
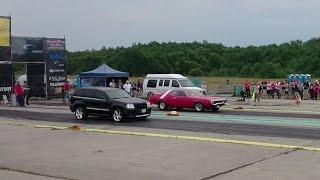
{"left": 142, "top": 74, "right": 206, "bottom": 98}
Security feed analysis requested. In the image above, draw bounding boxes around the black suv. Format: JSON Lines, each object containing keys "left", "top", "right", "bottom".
{"left": 69, "top": 87, "right": 151, "bottom": 122}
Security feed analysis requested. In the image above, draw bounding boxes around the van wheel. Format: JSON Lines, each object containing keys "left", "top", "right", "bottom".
{"left": 112, "top": 108, "right": 123, "bottom": 122}
{"left": 75, "top": 106, "right": 88, "bottom": 120}
{"left": 158, "top": 101, "right": 167, "bottom": 110}
{"left": 194, "top": 103, "right": 204, "bottom": 112}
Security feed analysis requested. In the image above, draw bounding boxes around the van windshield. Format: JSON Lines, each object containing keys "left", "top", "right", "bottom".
{"left": 179, "top": 80, "right": 195, "bottom": 87}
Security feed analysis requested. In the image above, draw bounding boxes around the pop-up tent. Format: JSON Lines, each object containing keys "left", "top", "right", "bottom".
{"left": 77, "top": 64, "right": 129, "bottom": 88}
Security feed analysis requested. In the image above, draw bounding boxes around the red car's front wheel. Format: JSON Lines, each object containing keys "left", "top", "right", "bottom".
{"left": 158, "top": 101, "right": 167, "bottom": 111}
{"left": 194, "top": 103, "right": 204, "bottom": 112}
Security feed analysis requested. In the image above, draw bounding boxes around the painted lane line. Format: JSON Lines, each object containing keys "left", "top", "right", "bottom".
{"left": 150, "top": 113, "right": 320, "bottom": 128}
{"left": 0, "top": 120, "right": 320, "bottom": 152}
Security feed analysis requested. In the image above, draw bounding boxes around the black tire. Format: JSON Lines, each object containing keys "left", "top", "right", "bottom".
{"left": 212, "top": 107, "right": 220, "bottom": 112}
{"left": 74, "top": 106, "right": 88, "bottom": 120}
{"left": 140, "top": 117, "right": 148, "bottom": 121}
{"left": 112, "top": 108, "right": 123, "bottom": 122}
{"left": 194, "top": 103, "right": 204, "bottom": 112}
{"left": 158, "top": 101, "right": 167, "bottom": 111}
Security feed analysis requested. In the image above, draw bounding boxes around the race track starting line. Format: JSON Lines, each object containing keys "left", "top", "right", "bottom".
{"left": 0, "top": 120, "right": 319, "bottom": 153}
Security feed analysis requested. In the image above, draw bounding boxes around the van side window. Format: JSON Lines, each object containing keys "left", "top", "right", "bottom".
{"left": 164, "top": 80, "right": 170, "bottom": 87}
{"left": 147, "top": 80, "right": 157, "bottom": 88}
{"left": 172, "top": 80, "right": 179, "bottom": 87}
{"left": 158, "top": 80, "right": 163, "bottom": 86}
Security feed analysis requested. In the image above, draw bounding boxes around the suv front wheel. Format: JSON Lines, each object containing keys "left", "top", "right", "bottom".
{"left": 112, "top": 108, "right": 123, "bottom": 122}
{"left": 74, "top": 106, "right": 88, "bottom": 120}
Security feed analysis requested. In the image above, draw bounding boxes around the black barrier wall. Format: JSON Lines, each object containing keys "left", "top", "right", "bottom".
{"left": 11, "top": 36, "right": 67, "bottom": 99}
{"left": 44, "top": 38, "right": 67, "bottom": 99}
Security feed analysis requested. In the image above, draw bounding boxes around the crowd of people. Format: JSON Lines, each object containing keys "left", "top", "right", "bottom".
{"left": 108, "top": 78, "right": 143, "bottom": 97}
{"left": 240, "top": 80, "right": 320, "bottom": 105}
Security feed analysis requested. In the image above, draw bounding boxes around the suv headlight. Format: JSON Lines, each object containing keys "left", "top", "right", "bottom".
{"left": 126, "top": 104, "right": 135, "bottom": 109}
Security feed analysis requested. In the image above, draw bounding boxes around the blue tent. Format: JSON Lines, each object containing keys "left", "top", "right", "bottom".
{"left": 77, "top": 64, "right": 129, "bottom": 88}
{"left": 79, "top": 64, "right": 129, "bottom": 77}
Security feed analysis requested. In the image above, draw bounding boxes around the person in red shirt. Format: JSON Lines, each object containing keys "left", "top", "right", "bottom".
{"left": 244, "top": 81, "right": 251, "bottom": 100}
{"left": 313, "top": 81, "right": 320, "bottom": 100}
{"left": 14, "top": 81, "right": 25, "bottom": 106}
{"left": 63, "top": 80, "right": 71, "bottom": 104}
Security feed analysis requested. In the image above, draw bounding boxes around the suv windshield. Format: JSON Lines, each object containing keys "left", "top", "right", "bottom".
{"left": 105, "top": 89, "right": 131, "bottom": 99}
{"left": 179, "top": 79, "right": 195, "bottom": 87}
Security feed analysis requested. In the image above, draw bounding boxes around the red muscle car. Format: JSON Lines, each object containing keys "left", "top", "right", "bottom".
{"left": 149, "top": 89, "right": 227, "bottom": 112}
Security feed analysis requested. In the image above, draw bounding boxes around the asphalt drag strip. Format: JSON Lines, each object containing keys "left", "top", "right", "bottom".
{"left": 1, "top": 109, "right": 320, "bottom": 140}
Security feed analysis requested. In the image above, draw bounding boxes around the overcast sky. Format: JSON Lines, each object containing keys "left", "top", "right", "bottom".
{"left": 1, "top": 0, "right": 320, "bottom": 51}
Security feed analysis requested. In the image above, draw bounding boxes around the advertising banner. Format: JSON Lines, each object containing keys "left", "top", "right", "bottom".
{"left": 0, "top": 16, "right": 12, "bottom": 94}
{"left": 44, "top": 38, "right": 67, "bottom": 98}
{"left": 12, "top": 36, "right": 44, "bottom": 62}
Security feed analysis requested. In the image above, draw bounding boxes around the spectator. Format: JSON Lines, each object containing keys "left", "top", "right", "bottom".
{"left": 284, "top": 81, "right": 290, "bottom": 99}
{"left": 293, "top": 84, "right": 301, "bottom": 105}
{"left": 252, "top": 82, "right": 260, "bottom": 103}
{"left": 117, "top": 79, "right": 123, "bottom": 89}
{"left": 23, "top": 81, "right": 30, "bottom": 105}
{"left": 14, "top": 82, "right": 24, "bottom": 107}
{"left": 109, "top": 79, "right": 116, "bottom": 88}
{"left": 123, "top": 80, "right": 132, "bottom": 94}
{"left": 131, "top": 81, "right": 138, "bottom": 97}
{"left": 63, "top": 80, "right": 71, "bottom": 105}
{"left": 244, "top": 81, "right": 251, "bottom": 100}
{"left": 309, "top": 83, "right": 314, "bottom": 100}
{"left": 137, "top": 78, "right": 143, "bottom": 96}
{"left": 271, "top": 81, "right": 276, "bottom": 99}
{"left": 313, "top": 81, "right": 320, "bottom": 100}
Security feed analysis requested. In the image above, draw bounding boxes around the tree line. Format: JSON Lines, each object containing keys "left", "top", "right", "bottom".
{"left": 66, "top": 38, "right": 320, "bottom": 78}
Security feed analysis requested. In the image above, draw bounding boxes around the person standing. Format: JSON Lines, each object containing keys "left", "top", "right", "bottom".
{"left": 109, "top": 79, "right": 116, "bottom": 88}
{"left": 244, "top": 81, "right": 251, "bottom": 100}
{"left": 123, "top": 80, "right": 132, "bottom": 94}
{"left": 252, "top": 83, "right": 260, "bottom": 103}
{"left": 63, "top": 80, "right": 71, "bottom": 105}
{"left": 14, "top": 82, "right": 24, "bottom": 107}
{"left": 137, "top": 78, "right": 143, "bottom": 97}
{"left": 284, "top": 81, "right": 290, "bottom": 99}
{"left": 313, "top": 81, "right": 320, "bottom": 100}
{"left": 23, "top": 81, "right": 30, "bottom": 105}
{"left": 117, "top": 79, "right": 123, "bottom": 89}
{"left": 293, "top": 83, "right": 301, "bottom": 105}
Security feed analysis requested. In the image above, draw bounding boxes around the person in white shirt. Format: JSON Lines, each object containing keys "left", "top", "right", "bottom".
{"left": 109, "top": 79, "right": 116, "bottom": 88}
{"left": 123, "top": 80, "right": 132, "bottom": 94}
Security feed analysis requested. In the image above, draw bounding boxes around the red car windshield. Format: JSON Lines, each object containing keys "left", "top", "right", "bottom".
{"left": 186, "top": 90, "right": 205, "bottom": 97}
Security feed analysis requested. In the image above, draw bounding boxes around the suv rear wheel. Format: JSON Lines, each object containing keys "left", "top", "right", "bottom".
{"left": 75, "top": 106, "right": 88, "bottom": 120}
{"left": 112, "top": 108, "right": 123, "bottom": 122}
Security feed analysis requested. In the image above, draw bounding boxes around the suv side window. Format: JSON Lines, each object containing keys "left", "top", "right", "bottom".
{"left": 158, "top": 80, "right": 163, "bottom": 86}
{"left": 172, "top": 80, "right": 179, "bottom": 87}
{"left": 147, "top": 80, "right": 157, "bottom": 88}
{"left": 79, "top": 89, "right": 95, "bottom": 98}
{"left": 164, "top": 80, "right": 170, "bottom": 87}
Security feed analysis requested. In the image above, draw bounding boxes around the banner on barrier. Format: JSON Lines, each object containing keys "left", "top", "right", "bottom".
{"left": 0, "top": 16, "right": 12, "bottom": 93}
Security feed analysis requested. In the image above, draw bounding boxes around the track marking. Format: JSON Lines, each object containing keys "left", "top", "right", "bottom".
{"left": 0, "top": 120, "right": 319, "bottom": 152}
